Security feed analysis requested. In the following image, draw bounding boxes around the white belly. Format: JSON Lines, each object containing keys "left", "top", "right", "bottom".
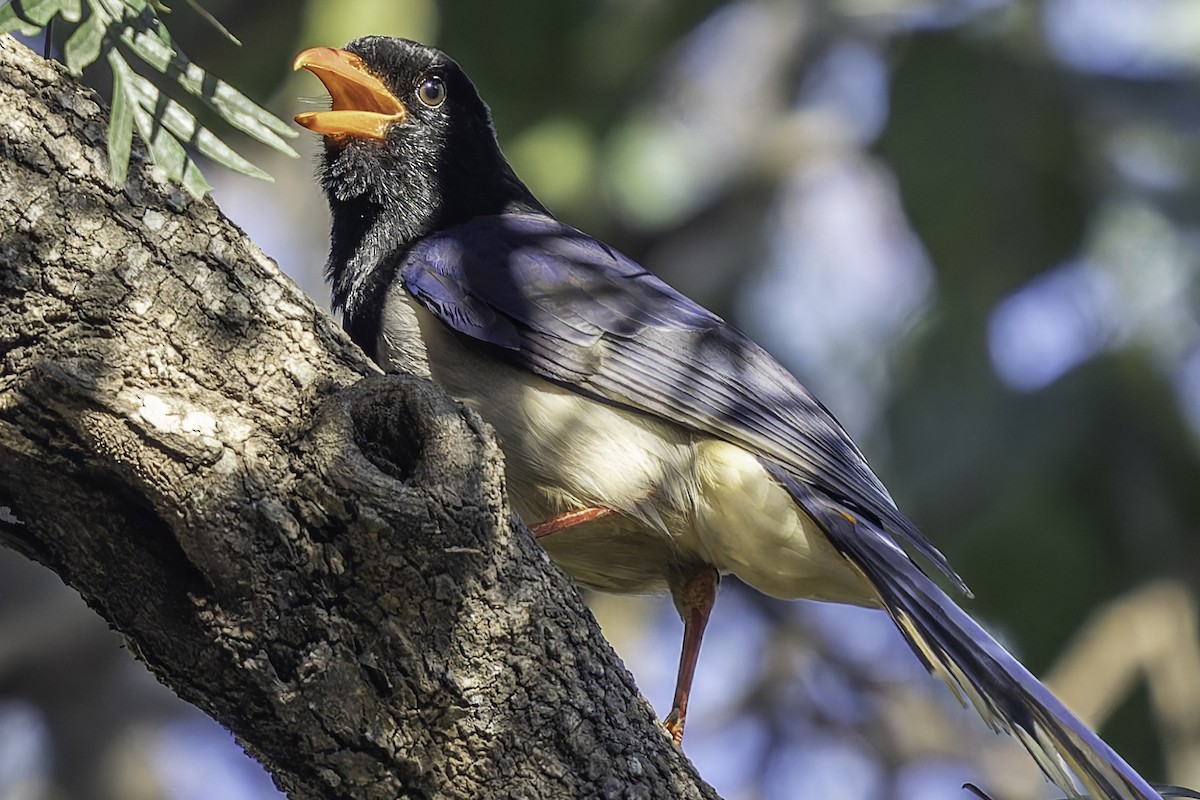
{"left": 376, "top": 287, "right": 875, "bottom": 604}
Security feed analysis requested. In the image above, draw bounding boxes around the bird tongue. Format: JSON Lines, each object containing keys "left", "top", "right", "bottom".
{"left": 293, "top": 47, "right": 407, "bottom": 140}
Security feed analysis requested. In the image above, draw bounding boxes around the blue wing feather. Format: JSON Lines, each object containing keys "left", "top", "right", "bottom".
{"left": 400, "top": 212, "right": 965, "bottom": 591}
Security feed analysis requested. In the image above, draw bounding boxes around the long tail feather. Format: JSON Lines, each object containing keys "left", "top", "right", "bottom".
{"left": 764, "top": 464, "right": 1163, "bottom": 800}
{"left": 969, "top": 784, "right": 1199, "bottom": 800}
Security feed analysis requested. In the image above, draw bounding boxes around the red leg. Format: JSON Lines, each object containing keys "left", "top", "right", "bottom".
{"left": 530, "top": 506, "right": 614, "bottom": 538}
{"left": 663, "top": 567, "right": 719, "bottom": 745}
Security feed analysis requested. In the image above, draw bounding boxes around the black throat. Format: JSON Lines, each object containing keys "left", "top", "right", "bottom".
{"left": 322, "top": 142, "right": 546, "bottom": 355}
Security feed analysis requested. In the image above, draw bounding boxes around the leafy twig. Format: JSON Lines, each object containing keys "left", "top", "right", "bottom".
{"left": 1, "top": 0, "right": 297, "bottom": 197}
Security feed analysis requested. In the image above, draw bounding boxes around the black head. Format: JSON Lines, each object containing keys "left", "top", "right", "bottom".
{"left": 295, "top": 36, "right": 544, "bottom": 312}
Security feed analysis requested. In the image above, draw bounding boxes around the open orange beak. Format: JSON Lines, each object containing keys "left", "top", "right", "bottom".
{"left": 293, "top": 47, "right": 406, "bottom": 140}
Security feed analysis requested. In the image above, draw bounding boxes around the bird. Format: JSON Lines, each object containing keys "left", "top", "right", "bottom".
{"left": 293, "top": 36, "right": 1164, "bottom": 800}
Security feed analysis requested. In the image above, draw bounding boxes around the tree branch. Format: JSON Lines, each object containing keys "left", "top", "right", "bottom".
{"left": 0, "top": 35, "right": 717, "bottom": 800}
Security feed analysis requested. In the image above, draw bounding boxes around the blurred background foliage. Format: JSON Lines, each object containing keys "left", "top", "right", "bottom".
{"left": 2, "top": 1, "right": 1199, "bottom": 798}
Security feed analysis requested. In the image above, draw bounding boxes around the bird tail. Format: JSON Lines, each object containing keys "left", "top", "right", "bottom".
{"left": 764, "top": 464, "right": 1163, "bottom": 800}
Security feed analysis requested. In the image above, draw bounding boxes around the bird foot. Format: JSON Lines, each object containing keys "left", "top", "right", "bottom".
{"left": 662, "top": 711, "right": 685, "bottom": 746}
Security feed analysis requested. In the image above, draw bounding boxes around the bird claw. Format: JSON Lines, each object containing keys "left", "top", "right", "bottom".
{"left": 662, "top": 711, "right": 684, "bottom": 746}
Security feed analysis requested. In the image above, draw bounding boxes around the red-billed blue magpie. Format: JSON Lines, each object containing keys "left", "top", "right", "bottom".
{"left": 294, "top": 36, "right": 1170, "bottom": 800}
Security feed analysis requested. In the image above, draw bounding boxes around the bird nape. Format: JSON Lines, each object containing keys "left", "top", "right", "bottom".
{"left": 294, "top": 35, "right": 1165, "bottom": 800}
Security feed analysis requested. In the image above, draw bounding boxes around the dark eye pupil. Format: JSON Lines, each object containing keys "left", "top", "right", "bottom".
{"left": 420, "top": 78, "right": 444, "bottom": 106}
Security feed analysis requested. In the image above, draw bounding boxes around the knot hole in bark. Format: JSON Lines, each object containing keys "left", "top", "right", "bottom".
{"left": 341, "top": 374, "right": 438, "bottom": 484}
{"left": 333, "top": 372, "right": 494, "bottom": 495}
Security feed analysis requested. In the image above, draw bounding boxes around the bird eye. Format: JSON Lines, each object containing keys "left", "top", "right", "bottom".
{"left": 417, "top": 76, "right": 446, "bottom": 108}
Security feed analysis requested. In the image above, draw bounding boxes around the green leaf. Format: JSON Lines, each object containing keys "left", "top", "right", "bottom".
{"left": 0, "top": 0, "right": 79, "bottom": 32}
{"left": 183, "top": 0, "right": 238, "bottom": 46}
{"left": 118, "top": 27, "right": 299, "bottom": 157}
{"left": 105, "top": 48, "right": 134, "bottom": 186}
{"left": 93, "top": 0, "right": 127, "bottom": 18}
{"left": 0, "top": 10, "right": 41, "bottom": 36}
{"left": 109, "top": 48, "right": 210, "bottom": 197}
{"left": 63, "top": 9, "right": 105, "bottom": 75}
{"left": 119, "top": 62, "right": 271, "bottom": 181}
{"left": 15, "top": 0, "right": 72, "bottom": 25}
{"left": 179, "top": 156, "right": 209, "bottom": 198}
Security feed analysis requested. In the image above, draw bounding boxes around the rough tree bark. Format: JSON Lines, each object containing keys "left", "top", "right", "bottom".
{"left": 0, "top": 36, "right": 718, "bottom": 800}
